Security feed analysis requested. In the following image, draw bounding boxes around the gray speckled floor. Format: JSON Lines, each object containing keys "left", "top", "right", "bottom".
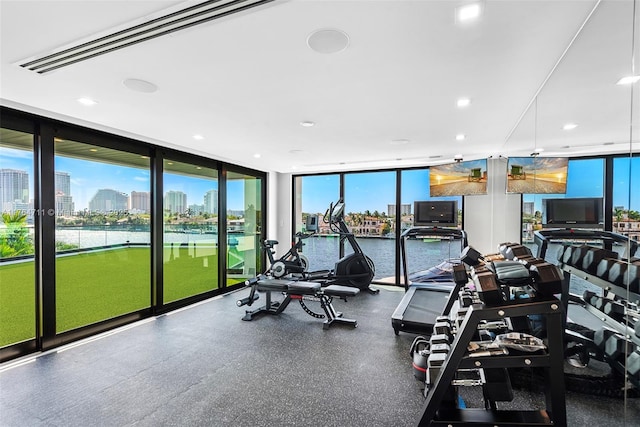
{"left": 1, "top": 286, "right": 638, "bottom": 426}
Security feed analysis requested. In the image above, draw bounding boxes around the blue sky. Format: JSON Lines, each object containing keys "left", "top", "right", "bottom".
{"left": 1, "top": 147, "right": 246, "bottom": 211}
{"left": 301, "top": 158, "right": 639, "bottom": 214}
{"left": 2, "top": 146, "right": 638, "bottom": 214}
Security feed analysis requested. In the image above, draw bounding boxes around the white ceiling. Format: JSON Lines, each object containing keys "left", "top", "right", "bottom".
{"left": 1, "top": 0, "right": 638, "bottom": 174}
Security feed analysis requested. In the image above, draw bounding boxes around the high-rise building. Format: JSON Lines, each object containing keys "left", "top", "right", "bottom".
{"left": 55, "top": 172, "right": 74, "bottom": 216}
{"left": 523, "top": 202, "right": 535, "bottom": 216}
{"left": 164, "top": 190, "right": 187, "bottom": 214}
{"left": 0, "top": 169, "right": 29, "bottom": 213}
{"left": 89, "top": 189, "right": 128, "bottom": 213}
{"left": 130, "top": 191, "right": 150, "bottom": 213}
{"left": 204, "top": 189, "right": 218, "bottom": 214}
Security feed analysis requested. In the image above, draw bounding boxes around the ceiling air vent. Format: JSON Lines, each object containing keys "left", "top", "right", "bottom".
{"left": 18, "top": 0, "right": 274, "bottom": 74}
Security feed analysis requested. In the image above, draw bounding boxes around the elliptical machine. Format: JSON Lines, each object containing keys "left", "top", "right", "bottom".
{"left": 320, "top": 199, "right": 378, "bottom": 294}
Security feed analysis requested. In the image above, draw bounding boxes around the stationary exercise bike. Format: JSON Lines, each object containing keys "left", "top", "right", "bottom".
{"left": 262, "top": 231, "right": 311, "bottom": 278}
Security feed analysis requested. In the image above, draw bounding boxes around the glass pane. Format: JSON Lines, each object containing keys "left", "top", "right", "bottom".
{"left": 612, "top": 156, "right": 640, "bottom": 243}
{"left": 0, "top": 128, "right": 36, "bottom": 347}
{"left": 401, "top": 169, "right": 464, "bottom": 285}
{"left": 227, "top": 171, "right": 262, "bottom": 285}
{"left": 294, "top": 174, "right": 340, "bottom": 272}
{"left": 163, "top": 160, "right": 219, "bottom": 303}
{"left": 344, "top": 171, "right": 395, "bottom": 281}
{"left": 54, "top": 140, "right": 150, "bottom": 333}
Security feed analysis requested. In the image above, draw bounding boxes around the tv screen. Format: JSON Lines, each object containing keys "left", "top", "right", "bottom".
{"left": 506, "top": 157, "right": 568, "bottom": 194}
{"left": 414, "top": 200, "right": 458, "bottom": 227}
{"left": 543, "top": 197, "right": 603, "bottom": 228}
{"left": 429, "top": 159, "right": 487, "bottom": 196}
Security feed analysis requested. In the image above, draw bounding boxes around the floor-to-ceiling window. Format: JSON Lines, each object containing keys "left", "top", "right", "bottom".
{"left": 54, "top": 139, "right": 151, "bottom": 333}
{"left": 612, "top": 156, "right": 639, "bottom": 243}
{"left": 401, "top": 168, "right": 463, "bottom": 284}
{"left": 343, "top": 171, "right": 396, "bottom": 281}
{"left": 293, "top": 174, "right": 340, "bottom": 272}
{"left": 0, "top": 127, "right": 36, "bottom": 349}
{"left": 163, "top": 159, "right": 219, "bottom": 303}
{"left": 226, "top": 170, "right": 263, "bottom": 285}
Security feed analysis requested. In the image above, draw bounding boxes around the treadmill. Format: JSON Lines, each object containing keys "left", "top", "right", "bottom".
{"left": 391, "top": 227, "right": 468, "bottom": 335}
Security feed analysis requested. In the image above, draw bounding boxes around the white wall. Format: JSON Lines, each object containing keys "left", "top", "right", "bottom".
{"left": 463, "top": 157, "right": 522, "bottom": 254}
{"left": 267, "top": 171, "right": 294, "bottom": 258}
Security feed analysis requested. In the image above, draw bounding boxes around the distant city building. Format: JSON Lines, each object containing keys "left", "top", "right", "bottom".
{"left": 55, "top": 172, "right": 74, "bottom": 216}
{"left": 188, "top": 204, "right": 205, "bottom": 215}
{"left": 204, "top": 189, "right": 218, "bottom": 214}
{"left": 523, "top": 202, "right": 535, "bottom": 216}
{"left": 164, "top": 190, "right": 187, "bottom": 214}
{"left": 130, "top": 191, "right": 150, "bottom": 213}
{"left": 388, "top": 204, "right": 411, "bottom": 216}
{"left": 0, "top": 169, "right": 29, "bottom": 214}
{"left": 89, "top": 189, "right": 128, "bottom": 213}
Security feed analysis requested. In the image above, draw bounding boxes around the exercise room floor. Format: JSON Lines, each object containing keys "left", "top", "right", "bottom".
{"left": 1, "top": 286, "right": 638, "bottom": 426}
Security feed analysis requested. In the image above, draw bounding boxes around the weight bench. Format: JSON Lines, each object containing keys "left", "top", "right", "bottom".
{"left": 237, "top": 277, "right": 359, "bottom": 329}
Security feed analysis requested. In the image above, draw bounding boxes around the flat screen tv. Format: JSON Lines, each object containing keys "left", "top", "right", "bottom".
{"left": 506, "top": 157, "right": 568, "bottom": 194}
{"left": 414, "top": 200, "right": 458, "bottom": 227}
{"left": 542, "top": 197, "right": 603, "bottom": 228}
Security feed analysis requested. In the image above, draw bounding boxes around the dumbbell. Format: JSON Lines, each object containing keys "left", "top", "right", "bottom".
{"left": 622, "top": 262, "right": 640, "bottom": 293}
{"left": 603, "top": 300, "right": 626, "bottom": 322}
{"left": 581, "top": 248, "right": 619, "bottom": 275}
{"left": 458, "top": 290, "right": 473, "bottom": 307}
{"left": 596, "top": 258, "right": 618, "bottom": 281}
{"left": 434, "top": 321, "right": 453, "bottom": 337}
{"left": 501, "top": 244, "right": 532, "bottom": 261}
{"left": 558, "top": 245, "right": 573, "bottom": 263}
{"left": 426, "top": 352, "right": 447, "bottom": 386}
{"left": 607, "top": 260, "right": 628, "bottom": 286}
{"left": 604, "top": 333, "right": 632, "bottom": 361}
{"left": 594, "top": 328, "right": 617, "bottom": 349}
{"left": 628, "top": 350, "right": 640, "bottom": 379}
{"left": 529, "top": 262, "right": 563, "bottom": 296}
{"left": 569, "top": 245, "right": 592, "bottom": 269}
{"left": 430, "top": 333, "right": 452, "bottom": 345}
{"left": 583, "top": 290, "right": 599, "bottom": 307}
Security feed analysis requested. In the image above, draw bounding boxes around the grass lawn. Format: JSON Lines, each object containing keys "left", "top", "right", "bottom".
{"left": 1, "top": 247, "right": 224, "bottom": 347}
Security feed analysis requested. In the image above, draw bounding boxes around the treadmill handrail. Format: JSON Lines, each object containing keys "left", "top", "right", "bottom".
{"left": 533, "top": 228, "right": 638, "bottom": 259}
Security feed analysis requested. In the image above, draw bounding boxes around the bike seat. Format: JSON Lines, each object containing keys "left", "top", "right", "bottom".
{"left": 264, "top": 240, "right": 279, "bottom": 247}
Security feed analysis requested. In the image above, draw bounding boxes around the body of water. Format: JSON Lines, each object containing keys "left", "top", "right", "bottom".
{"left": 52, "top": 228, "right": 618, "bottom": 295}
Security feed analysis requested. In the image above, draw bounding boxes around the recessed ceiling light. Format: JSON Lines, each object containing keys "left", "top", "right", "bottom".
{"left": 456, "top": 134, "right": 466, "bottom": 141}
{"left": 456, "top": 3, "right": 482, "bottom": 23}
{"left": 533, "top": 148, "right": 544, "bottom": 153}
{"left": 89, "top": 148, "right": 98, "bottom": 152}
{"left": 193, "top": 134, "right": 204, "bottom": 140}
{"left": 563, "top": 123, "right": 578, "bottom": 130}
{"left": 300, "top": 121, "right": 315, "bottom": 127}
{"left": 77, "top": 97, "right": 97, "bottom": 106}
{"left": 457, "top": 98, "right": 471, "bottom": 108}
{"left": 616, "top": 75, "right": 640, "bottom": 85}
{"left": 307, "top": 29, "right": 350, "bottom": 54}
{"left": 253, "top": 153, "right": 261, "bottom": 158}
{"left": 429, "top": 155, "right": 442, "bottom": 159}
{"left": 603, "top": 142, "right": 615, "bottom": 146}
{"left": 390, "top": 139, "right": 410, "bottom": 145}
{"left": 123, "top": 78, "right": 158, "bottom": 93}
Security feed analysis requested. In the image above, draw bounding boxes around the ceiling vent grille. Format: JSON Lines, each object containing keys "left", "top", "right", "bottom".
{"left": 18, "top": 0, "right": 274, "bottom": 74}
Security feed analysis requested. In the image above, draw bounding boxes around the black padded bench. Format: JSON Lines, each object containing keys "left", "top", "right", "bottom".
{"left": 239, "top": 277, "right": 359, "bottom": 329}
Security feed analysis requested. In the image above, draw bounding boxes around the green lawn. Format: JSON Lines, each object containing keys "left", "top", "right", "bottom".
{"left": 0, "top": 247, "right": 225, "bottom": 347}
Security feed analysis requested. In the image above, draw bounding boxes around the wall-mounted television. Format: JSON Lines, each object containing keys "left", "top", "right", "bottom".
{"left": 430, "top": 159, "right": 487, "bottom": 196}
{"left": 506, "top": 157, "right": 568, "bottom": 194}
{"left": 542, "top": 197, "right": 603, "bottom": 229}
{"left": 414, "top": 200, "right": 458, "bottom": 227}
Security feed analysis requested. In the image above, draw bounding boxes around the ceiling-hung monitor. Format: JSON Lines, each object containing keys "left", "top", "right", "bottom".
{"left": 506, "top": 157, "right": 568, "bottom": 194}
{"left": 430, "top": 159, "right": 487, "bottom": 196}
{"left": 542, "top": 197, "right": 603, "bottom": 229}
{"left": 413, "top": 200, "right": 458, "bottom": 227}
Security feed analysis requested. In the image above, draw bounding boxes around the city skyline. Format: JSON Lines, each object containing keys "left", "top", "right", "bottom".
{"left": 1, "top": 147, "right": 247, "bottom": 212}
{"left": 2, "top": 146, "right": 638, "bottom": 216}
